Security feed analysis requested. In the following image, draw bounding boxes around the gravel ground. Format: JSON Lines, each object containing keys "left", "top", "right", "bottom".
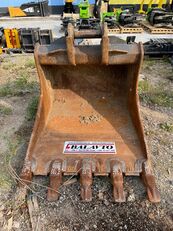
{"left": 0, "top": 54, "right": 172, "bottom": 231}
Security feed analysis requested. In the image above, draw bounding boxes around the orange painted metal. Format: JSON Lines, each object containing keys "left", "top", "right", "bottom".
{"left": 20, "top": 24, "right": 160, "bottom": 203}
{"left": 8, "top": 7, "right": 26, "bottom": 17}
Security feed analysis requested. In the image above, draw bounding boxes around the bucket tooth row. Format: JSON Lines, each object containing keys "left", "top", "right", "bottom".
{"left": 19, "top": 22, "right": 160, "bottom": 203}
{"left": 19, "top": 159, "right": 160, "bottom": 203}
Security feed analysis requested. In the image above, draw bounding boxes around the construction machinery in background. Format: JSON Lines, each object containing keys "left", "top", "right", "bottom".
{"left": 138, "top": 0, "right": 146, "bottom": 14}
{"left": 61, "top": 16, "right": 76, "bottom": 28}
{"left": 8, "top": 0, "right": 49, "bottom": 17}
{"left": 4, "top": 29, "right": 21, "bottom": 49}
{"left": 144, "top": 38, "right": 173, "bottom": 56}
{"left": 102, "top": 12, "right": 117, "bottom": 28}
{"left": 61, "top": 0, "right": 173, "bottom": 31}
{"left": 94, "top": 0, "right": 110, "bottom": 18}
{"left": 19, "top": 23, "right": 160, "bottom": 203}
{"left": 137, "top": 0, "right": 155, "bottom": 15}
{"left": 62, "top": 0, "right": 115, "bottom": 30}
{"left": 114, "top": 0, "right": 173, "bottom": 29}
{"left": 63, "top": 0, "right": 75, "bottom": 13}
{"left": 95, "top": 1, "right": 140, "bottom": 28}
{"left": 0, "top": 28, "right": 21, "bottom": 53}
{"left": 94, "top": 0, "right": 118, "bottom": 28}
{"left": 61, "top": 0, "right": 77, "bottom": 28}
{"left": 20, "top": 0, "right": 49, "bottom": 17}
{"left": 76, "top": 0, "right": 100, "bottom": 29}
{"left": 137, "top": 0, "right": 157, "bottom": 15}
{"left": 147, "top": 0, "right": 173, "bottom": 28}
{"left": 8, "top": 7, "right": 27, "bottom": 17}
{"left": 0, "top": 27, "right": 53, "bottom": 53}
{"left": 0, "top": 28, "right": 5, "bottom": 53}
{"left": 115, "top": 7, "right": 139, "bottom": 27}
{"left": 61, "top": 0, "right": 99, "bottom": 30}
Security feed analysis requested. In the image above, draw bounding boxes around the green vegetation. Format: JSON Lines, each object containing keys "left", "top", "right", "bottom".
{"left": 2, "top": 62, "right": 16, "bottom": 70}
{"left": 0, "top": 57, "right": 37, "bottom": 191}
{"left": 0, "top": 84, "right": 13, "bottom": 97}
{"left": 138, "top": 79, "right": 173, "bottom": 108}
{"left": 138, "top": 79, "right": 151, "bottom": 94}
{"left": 0, "top": 75, "right": 38, "bottom": 97}
{"left": 0, "top": 137, "right": 21, "bottom": 189}
{"left": 0, "top": 57, "right": 37, "bottom": 97}
{"left": 143, "top": 57, "right": 169, "bottom": 67}
{"left": 0, "top": 172, "right": 12, "bottom": 189}
{"left": 0, "top": 105, "right": 12, "bottom": 116}
{"left": 149, "top": 91, "right": 173, "bottom": 108}
{"left": 159, "top": 122, "right": 173, "bottom": 133}
{"left": 5, "top": 138, "right": 21, "bottom": 163}
{"left": 25, "top": 58, "right": 35, "bottom": 69}
{"left": 26, "top": 96, "right": 39, "bottom": 121}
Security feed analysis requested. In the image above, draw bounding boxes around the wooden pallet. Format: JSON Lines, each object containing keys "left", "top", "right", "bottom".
{"left": 140, "top": 21, "right": 173, "bottom": 34}
{"left": 62, "top": 13, "right": 79, "bottom": 20}
{"left": 108, "top": 27, "right": 121, "bottom": 34}
{"left": 119, "top": 26, "right": 143, "bottom": 34}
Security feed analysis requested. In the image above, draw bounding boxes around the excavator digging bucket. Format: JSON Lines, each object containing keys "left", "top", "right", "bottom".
{"left": 20, "top": 24, "right": 160, "bottom": 203}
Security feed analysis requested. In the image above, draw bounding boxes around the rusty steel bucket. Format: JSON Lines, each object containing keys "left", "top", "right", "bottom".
{"left": 20, "top": 24, "right": 160, "bottom": 203}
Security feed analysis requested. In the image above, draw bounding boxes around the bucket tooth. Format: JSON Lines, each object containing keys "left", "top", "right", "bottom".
{"left": 142, "top": 162, "right": 161, "bottom": 203}
{"left": 111, "top": 161, "right": 126, "bottom": 203}
{"left": 20, "top": 160, "right": 32, "bottom": 186}
{"left": 80, "top": 159, "right": 93, "bottom": 202}
{"left": 47, "top": 160, "right": 62, "bottom": 202}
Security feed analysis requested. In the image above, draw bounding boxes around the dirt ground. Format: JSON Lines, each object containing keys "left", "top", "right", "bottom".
{"left": 0, "top": 54, "right": 172, "bottom": 231}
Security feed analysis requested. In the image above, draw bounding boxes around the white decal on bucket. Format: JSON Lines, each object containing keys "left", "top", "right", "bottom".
{"left": 63, "top": 141, "right": 116, "bottom": 154}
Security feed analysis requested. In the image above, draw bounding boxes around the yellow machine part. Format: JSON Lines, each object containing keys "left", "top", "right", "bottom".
{"left": 113, "top": 8, "right": 121, "bottom": 13}
{"left": 0, "top": 48, "right": 2, "bottom": 54}
{"left": 157, "top": 0, "right": 164, "bottom": 8}
{"left": 138, "top": 0, "right": 146, "bottom": 14}
{"left": 109, "top": 0, "right": 171, "bottom": 4}
{"left": 148, "top": 0, "right": 154, "bottom": 9}
{"left": 65, "top": 0, "right": 74, "bottom": 2}
{"left": 4, "top": 29, "right": 21, "bottom": 49}
{"left": 8, "top": 7, "right": 26, "bottom": 17}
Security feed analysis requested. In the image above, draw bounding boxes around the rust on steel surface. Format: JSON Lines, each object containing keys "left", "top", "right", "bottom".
{"left": 111, "top": 160, "right": 126, "bottom": 202}
{"left": 47, "top": 159, "right": 62, "bottom": 201}
{"left": 20, "top": 23, "right": 160, "bottom": 203}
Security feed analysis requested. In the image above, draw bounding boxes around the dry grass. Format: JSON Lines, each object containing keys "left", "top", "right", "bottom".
{"left": 0, "top": 75, "right": 38, "bottom": 97}
{"left": 159, "top": 122, "right": 173, "bottom": 133}
{"left": 0, "top": 104, "right": 12, "bottom": 116}
{"left": 26, "top": 96, "right": 39, "bottom": 121}
{"left": 24, "top": 59, "right": 35, "bottom": 69}
{"left": 138, "top": 79, "right": 173, "bottom": 108}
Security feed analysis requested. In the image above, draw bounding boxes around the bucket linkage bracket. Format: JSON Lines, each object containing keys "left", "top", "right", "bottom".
{"left": 66, "top": 22, "right": 128, "bottom": 66}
